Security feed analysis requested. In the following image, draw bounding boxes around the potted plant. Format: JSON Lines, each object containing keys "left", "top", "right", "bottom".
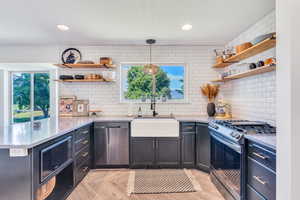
{"left": 201, "top": 84, "right": 220, "bottom": 117}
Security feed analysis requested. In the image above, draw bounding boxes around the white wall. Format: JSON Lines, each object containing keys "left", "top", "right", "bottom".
{"left": 0, "top": 46, "right": 59, "bottom": 63}
{"left": 0, "top": 11, "right": 277, "bottom": 121}
{"left": 276, "top": 0, "right": 300, "bottom": 199}
{"left": 58, "top": 45, "right": 220, "bottom": 116}
{"left": 221, "top": 10, "right": 276, "bottom": 125}
{"left": 0, "top": 45, "right": 221, "bottom": 119}
{"left": 0, "top": 70, "right": 4, "bottom": 125}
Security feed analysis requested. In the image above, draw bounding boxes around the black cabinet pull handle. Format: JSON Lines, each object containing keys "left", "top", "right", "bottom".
{"left": 82, "top": 166, "right": 89, "bottom": 172}
{"left": 252, "top": 152, "right": 268, "bottom": 160}
{"left": 53, "top": 165, "right": 59, "bottom": 170}
{"left": 82, "top": 140, "right": 88, "bottom": 145}
{"left": 253, "top": 176, "right": 267, "bottom": 185}
{"left": 107, "top": 126, "right": 121, "bottom": 128}
{"left": 82, "top": 152, "right": 89, "bottom": 157}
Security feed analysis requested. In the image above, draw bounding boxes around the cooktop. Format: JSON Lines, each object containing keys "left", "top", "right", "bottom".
{"left": 209, "top": 120, "right": 276, "bottom": 143}
{"left": 213, "top": 120, "right": 276, "bottom": 135}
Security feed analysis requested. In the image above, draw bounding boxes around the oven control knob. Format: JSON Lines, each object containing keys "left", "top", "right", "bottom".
{"left": 230, "top": 132, "right": 241, "bottom": 139}
{"left": 211, "top": 124, "right": 219, "bottom": 130}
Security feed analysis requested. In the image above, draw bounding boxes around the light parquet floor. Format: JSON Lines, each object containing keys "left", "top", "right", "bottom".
{"left": 67, "top": 169, "right": 225, "bottom": 200}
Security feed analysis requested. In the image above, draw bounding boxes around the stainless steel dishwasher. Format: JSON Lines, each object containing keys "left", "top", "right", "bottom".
{"left": 94, "top": 122, "right": 129, "bottom": 166}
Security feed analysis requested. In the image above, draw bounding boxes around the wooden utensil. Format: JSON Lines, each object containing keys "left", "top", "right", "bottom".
{"left": 216, "top": 56, "right": 223, "bottom": 64}
{"left": 235, "top": 42, "right": 253, "bottom": 54}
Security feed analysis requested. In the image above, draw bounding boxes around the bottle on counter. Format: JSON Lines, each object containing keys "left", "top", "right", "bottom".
{"left": 127, "top": 103, "right": 133, "bottom": 117}
{"left": 138, "top": 107, "right": 142, "bottom": 117}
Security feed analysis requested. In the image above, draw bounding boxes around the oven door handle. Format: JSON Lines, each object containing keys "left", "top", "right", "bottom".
{"left": 211, "top": 133, "right": 241, "bottom": 153}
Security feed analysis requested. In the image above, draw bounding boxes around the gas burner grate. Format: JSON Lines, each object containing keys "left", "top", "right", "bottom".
{"left": 212, "top": 120, "right": 276, "bottom": 135}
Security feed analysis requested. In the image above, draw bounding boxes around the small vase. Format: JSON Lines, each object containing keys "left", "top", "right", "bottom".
{"left": 207, "top": 102, "right": 216, "bottom": 117}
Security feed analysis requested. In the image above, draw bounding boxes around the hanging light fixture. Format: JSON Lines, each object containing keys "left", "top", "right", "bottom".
{"left": 143, "top": 39, "right": 159, "bottom": 75}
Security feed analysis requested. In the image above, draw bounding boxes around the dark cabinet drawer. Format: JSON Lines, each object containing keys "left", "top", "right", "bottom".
{"left": 75, "top": 126, "right": 90, "bottom": 141}
{"left": 75, "top": 134, "right": 90, "bottom": 153}
{"left": 248, "top": 142, "right": 276, "bottom": 171}
{"left": 75, "top": 146, "right": 90, "bottom": 166}
{"left": 247, "top": 185, "right": 266, "bottom": 200}
{"left": 181, "top": 122, "right": 196, "bottom": 133}
{"left": 75, "top": 161, "right": 89, "bottom": 184}
{"left": 248, "top": 157, "right": 276, "bottom": 200}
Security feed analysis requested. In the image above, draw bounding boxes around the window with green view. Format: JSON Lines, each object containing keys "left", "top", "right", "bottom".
{"left": 121, "top": 64, "right": 186, "bottom": 102}
{"left": 12, "top": 72, "right": 50, "bottom": 123}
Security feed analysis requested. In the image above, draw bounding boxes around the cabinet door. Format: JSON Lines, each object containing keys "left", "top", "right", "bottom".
{"left": 181, "top": 133, "right": 196, "bottom": 168}
{"left": 156, "top": 138, "right": 180, "bottom": 168}
{"left": 131, "top": 138, "right": 155, "bottom": 168}
{"left": 196, "top": 123, "right": 210, "bottom": 172}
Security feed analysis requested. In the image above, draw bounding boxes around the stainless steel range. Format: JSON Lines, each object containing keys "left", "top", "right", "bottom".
{"left": 208, "top": 120, "right": 276, "bottom": 200}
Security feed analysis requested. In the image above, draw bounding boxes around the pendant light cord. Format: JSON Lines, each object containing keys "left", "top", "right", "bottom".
{"left": 149, "top": 43, "right": 152, "bottom": 65}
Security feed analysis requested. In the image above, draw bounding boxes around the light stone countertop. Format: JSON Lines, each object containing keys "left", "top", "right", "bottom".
{"left": 0, "top": 115, "right": 211, "bottom": 149}
{"left": 0, "top": 115, "right": 276, "bottom": 150}
{"left": 245, "top": 134, "right": 276, "bottom": 150}
{"left": 0, "top": 117, "right": 94, "bottom": 149}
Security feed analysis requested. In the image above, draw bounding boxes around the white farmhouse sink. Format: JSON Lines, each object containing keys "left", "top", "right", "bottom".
{"left": 131, "top": 118, "right": 179, "bottom": 137}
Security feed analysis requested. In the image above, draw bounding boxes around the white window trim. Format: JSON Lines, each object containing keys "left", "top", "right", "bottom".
{"left": 9, "top": 71, "right": 50, "bottom": 124}
{"left": 119, "top": 62, "right": 189, "bottom": 104}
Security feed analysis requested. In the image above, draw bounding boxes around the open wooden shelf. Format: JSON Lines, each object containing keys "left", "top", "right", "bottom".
{"left": 54, "top": 79, "right": 114, "bottom": 83}
{"left": 213, "top": 36, "right": 276, "bottom": 68}
{"left": 54, "top": 64, "right": 116, "bottom": 69}
{"left": 211, "top": 65, "right": 276, "bottom": 83}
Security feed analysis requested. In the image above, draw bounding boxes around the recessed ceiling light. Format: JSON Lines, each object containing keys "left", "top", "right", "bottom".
{"left": 182, "top": 24, "right": 192, "bottom": 31}
{"left": 57, "top": 25, "right": 70, "bottom": 31}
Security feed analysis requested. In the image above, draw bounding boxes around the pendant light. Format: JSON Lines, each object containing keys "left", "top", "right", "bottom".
{"left": 143, "top": 39, "right": 159, "bottom": 75}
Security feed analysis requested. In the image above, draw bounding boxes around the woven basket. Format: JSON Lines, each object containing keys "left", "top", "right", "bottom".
{"left": 36, "top": 176, "right": 56, "bottom": 200}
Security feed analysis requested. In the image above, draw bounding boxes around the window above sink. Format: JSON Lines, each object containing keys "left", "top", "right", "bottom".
{"left": 120, "top": 63, "right": 188, "bottom": 103}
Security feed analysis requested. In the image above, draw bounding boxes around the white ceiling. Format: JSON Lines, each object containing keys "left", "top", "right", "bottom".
{"left": 0, "top": 0, "right": 275, "bottom": 46}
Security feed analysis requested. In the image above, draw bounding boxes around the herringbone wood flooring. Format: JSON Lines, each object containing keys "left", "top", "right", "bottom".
{"left": 67, "top": 169, "right": 224, "bottom": 200}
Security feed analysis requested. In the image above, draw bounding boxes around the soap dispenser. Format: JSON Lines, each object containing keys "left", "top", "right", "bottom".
{"left": 138, "top": 107, "right": 142, "bottom": 117}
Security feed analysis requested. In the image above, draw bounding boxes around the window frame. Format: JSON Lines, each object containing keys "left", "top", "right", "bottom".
{"left": 9, "top": 71, "right": 50, "bottom": 124}
{"left": 119, "top": 62, "right": 189, "bottom": 104}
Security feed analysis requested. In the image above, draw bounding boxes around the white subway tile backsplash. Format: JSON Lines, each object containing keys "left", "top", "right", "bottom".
{"left": 59, "top": 45, "right": 221, "bottom": 116}
{"left": 58, "top": 11, "right": 276, "bottom": 124}
{"left": 220, "top": 10, "right": 276, "bottom": 125}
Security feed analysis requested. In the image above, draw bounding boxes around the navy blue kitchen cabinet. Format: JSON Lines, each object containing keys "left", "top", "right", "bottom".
{"left": 0, "top": 123, "right": 92, "bottom": 200}
{"left": 156, "top": 137, "right": 181, "bottom": 168}
{"left": 246, "top": 140, "right": 276, "bottom": 200}
{"left": 130, "top": 137, "right": 156, "bottom": 168}
{"left": 180, "top": 122, "right": 210, "bottom": 171}
{"left": 32, "top": 124, "right": 92, "bottom": 200}
{"left": 181, "top": 122, "right": 196, "bottom": 168}
{"left": 73, "top": 125, "right": 91, "bottom": 185}
{"left": 130, "top": 137, "right": 180, "bottom": 168}
{"left": 196, "top": 122, "right": 210, "bottom": 172}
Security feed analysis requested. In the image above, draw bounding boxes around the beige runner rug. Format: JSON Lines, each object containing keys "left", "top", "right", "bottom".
{"left": 127, "top": 169, "right": 202, "bottom": 195}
